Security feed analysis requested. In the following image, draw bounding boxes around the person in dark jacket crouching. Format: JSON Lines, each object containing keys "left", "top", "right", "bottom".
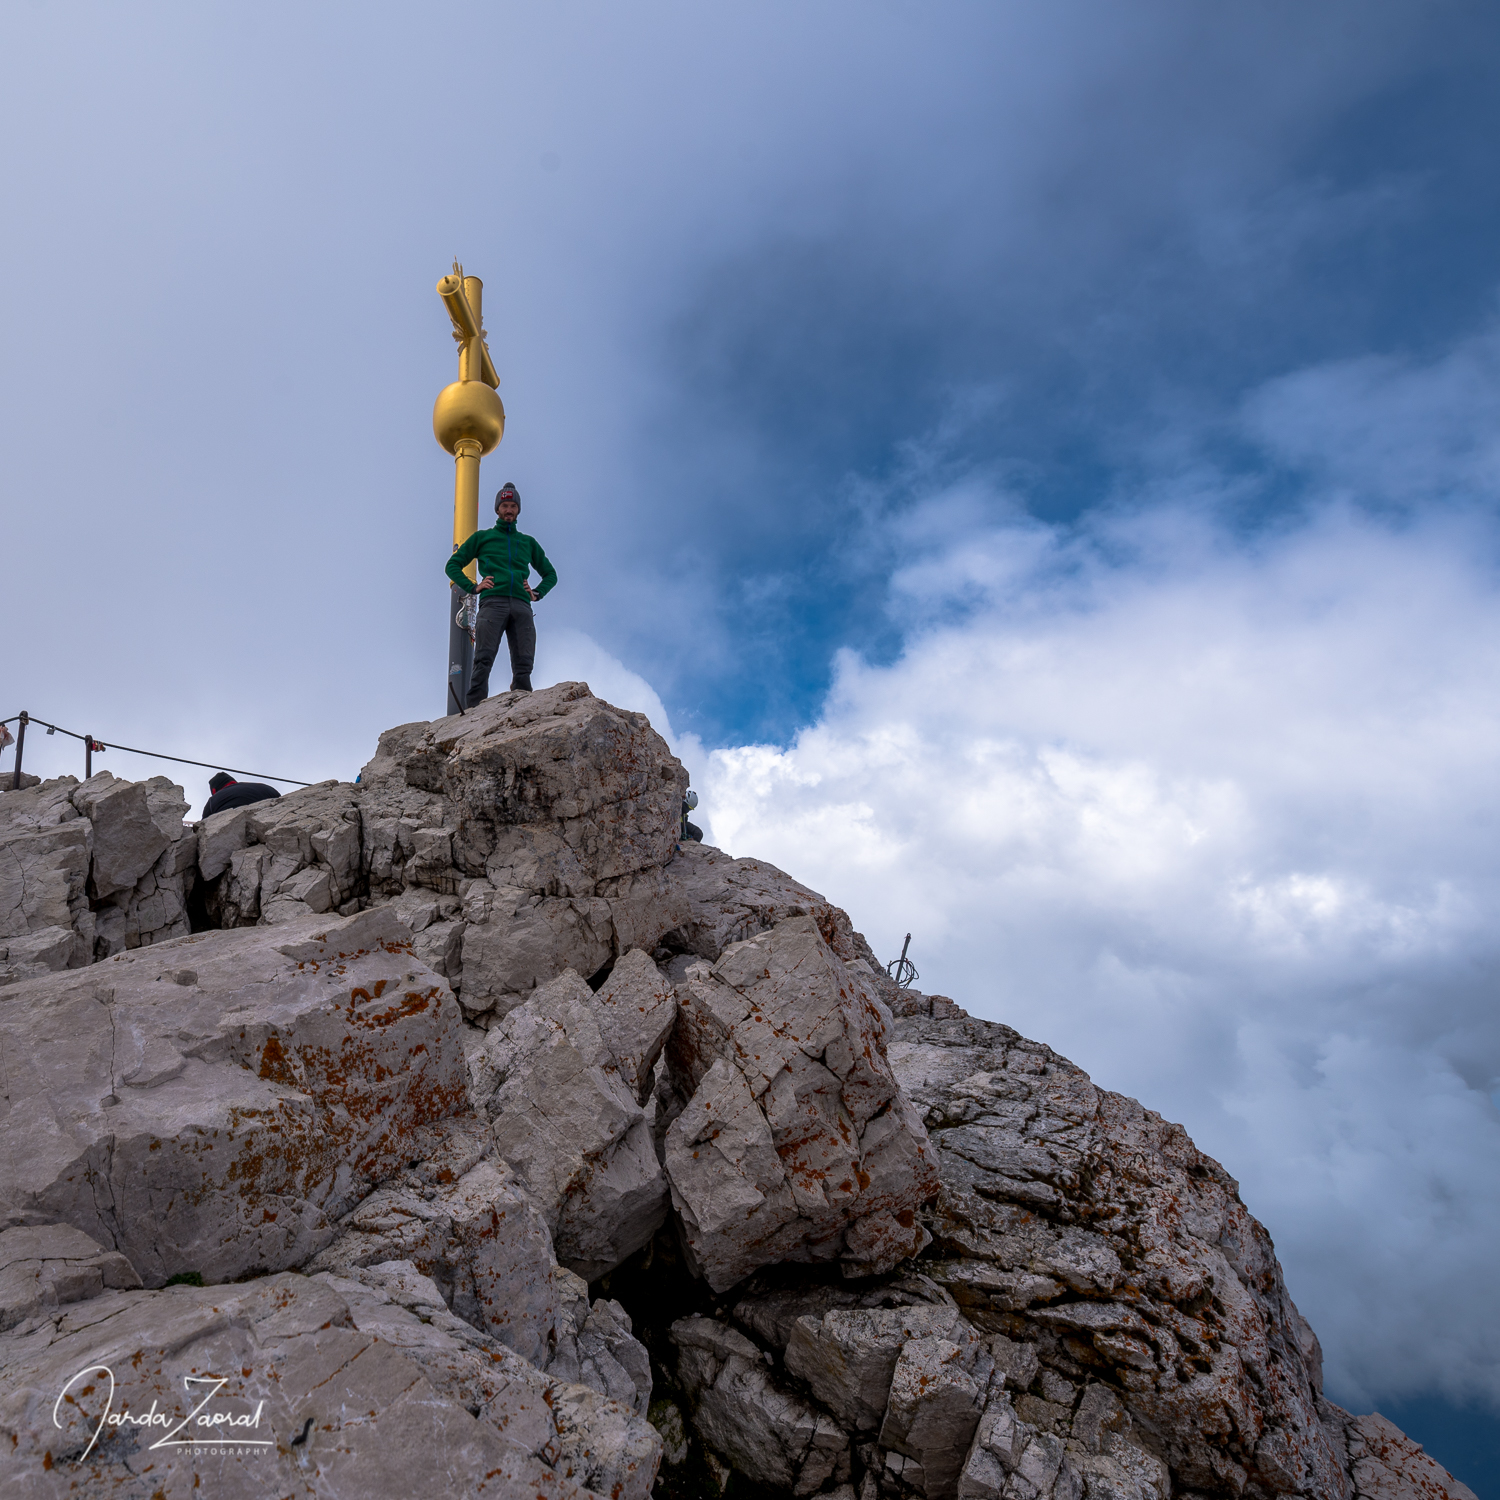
{"left": 202, "top": 772, "right": 281, "bottom": 819}
{"left": 444, "top": 482, "right": 558, "bottom": 706}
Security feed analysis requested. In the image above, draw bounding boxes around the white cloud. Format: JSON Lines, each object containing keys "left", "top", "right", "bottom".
{"left": 699, "top": 494, "right": 1500, "bottom": 1413}
{"left": 536, "top": 628, "right": 679, "bottom": 740}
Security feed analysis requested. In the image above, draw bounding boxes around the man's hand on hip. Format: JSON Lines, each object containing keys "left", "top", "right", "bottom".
{"left": 476, "top": 575, "right": 494, "bottom": 591}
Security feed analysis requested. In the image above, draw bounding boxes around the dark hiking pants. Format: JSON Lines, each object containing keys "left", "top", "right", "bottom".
{"left": 468, "top": 594, "right": 535, "bottom": 706}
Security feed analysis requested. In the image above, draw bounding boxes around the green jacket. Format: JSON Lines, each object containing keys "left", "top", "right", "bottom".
{"left": 445, "top": 521, "right": 557, "bottom": 601}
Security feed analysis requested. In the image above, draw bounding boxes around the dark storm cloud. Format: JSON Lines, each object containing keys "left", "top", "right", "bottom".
{"left": 621, "top": 5, "right": 1500, "bottom": 738}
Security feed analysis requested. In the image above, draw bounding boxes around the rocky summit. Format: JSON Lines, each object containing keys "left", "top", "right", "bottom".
{"left": 0, "top": 683, "right": 1476, "bottom": 1499}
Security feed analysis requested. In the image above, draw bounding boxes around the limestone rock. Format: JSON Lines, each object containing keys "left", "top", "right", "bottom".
{"left": 784, "top": 1303, "right": 980, "bottom": 1434}
{"left": 1331, "top": 1407, "right": 1480, "bottom": 1500}
{"left": 0, "top": 776, "right": 85, "bottom": 851}
{"left": 305, "top": 1117, "right": 560, "bottom": 1365}
{"left": 879, "top": 1332, "right": 991, "bottom": 1499}
{"left": 594, "top": 945, "right": 677, "bottom": 1105}
{"left": 458, "top": 882, "right": 614, "bottom": 1016}
{"left": 733, "top": 1280, "right": 864, "bottom": 1352}
{"left": 0, "top": 818, "right": 91, "bottom": 953}
{"left": 954, "top": 1381, "right": 1171, "bottom": 1500}
{"left": 657, "top": 841, "right": 878, "bottom": 967}
{"left": 0, "top": 1269, "right": 623, "bottom": 1499}
{"left": 0, "top": 1223, "right": 141, "bottom": 1332}
{"left": 657, "top": 979, "right": 1475, "bottom": 1499}
{"left": 0, "top": 906, "right": 470, "bottom": 1287}
{"left": 547, "top": 1373, "right": 666, "bottom": 1500}
{"left": 546, "top": 1266, "right": 654, "bottom": 1416}
{"left": 196, "top": 800, "right": 253, "bottom": 881}
{"left": 0, "top": 924, "right": 79, "bottom": 984}
{"left": 663, "top": 914, "right": 939, "bottom": 1291}
{"left": 318, "top": 1261, "right": 662, "bottom": 1500}
{"left": 0, "top": 694, "right": 1476, "bottom": 1500}
{"left": 356, "top": 686, "right": 692, "bottom": 1007}
{"left": 470, "top": 969, "right": 667, "bottom": 1279}
{"left": 672, "top": 1314, "right": 850, "bottom": 1495}
{"left": 957, "top": 1396, "right": 1081, "bottom": 1500}
{"left": 0, "top": 778, "right": 92, "bottom": 983}
{"left": 203, "top": 781, "right": 362, "bottom": 927}
{"left": 0, "top": 771, "right": 196, "bottom": 972}
{"left": 316, "top": 1260, "right": 566, "bottom": 1458}
{"left": 957, "top": 1398, "right": 1028, "bottom": 1498}
{"left": 20, "top": 687, "right": 692, "bottom": 1007}
{"left": 452, "top": 875, "right": 685, "bottom": 1025}
{"left": 92, "top": 791, "right": 198, "bottom": 958}
{"left": 891, "top": 1007, "right": 1350, "bottom": 1498}
{"left": 138, "top": 775, "right": 190, "bottom": 842}
{"left": 71, "top": 773, "right": 169, "bottom": 899}
{"left": 412, "top": 913, "right": 464, "bottom": 979}
{"left": 600, "top": 863, "right": 691, "bottom": 957}
{"left": 359, "top": 794, "right": 456, "bottom": 900}
{"left": 387, "top": 885, "right": 463, "bottom": 937}
{"left": 363, "top": 685, "right": 686, "bottom": 893}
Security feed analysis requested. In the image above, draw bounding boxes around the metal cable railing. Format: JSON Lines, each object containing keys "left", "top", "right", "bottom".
{"left": 1, "top": 711, "right": 315, "bottom": 792}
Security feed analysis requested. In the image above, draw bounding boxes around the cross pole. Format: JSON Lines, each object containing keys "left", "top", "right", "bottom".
{"left": 432, "top": 261, "right": 505, "bottom": 715}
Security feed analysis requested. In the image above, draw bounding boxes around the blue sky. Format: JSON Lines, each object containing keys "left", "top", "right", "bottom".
{"left": 4, "top": 3, "right": 1500, "bottom": 1488}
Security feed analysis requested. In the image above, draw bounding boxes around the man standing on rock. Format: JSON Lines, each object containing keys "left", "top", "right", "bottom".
{"left": 445, "top": 482, "right": 558, "bottom": 705}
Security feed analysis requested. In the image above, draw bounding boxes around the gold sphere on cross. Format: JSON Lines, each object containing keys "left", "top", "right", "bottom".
{"left": 432, "top": 379, "right": 505, "bottom": 455}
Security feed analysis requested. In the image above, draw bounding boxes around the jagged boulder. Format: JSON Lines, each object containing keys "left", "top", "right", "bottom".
{"left": 467, "top": 966, "right": 669, "bottom": 1280}
{"left": 658, "top": 841, "right": 883, "bottom": 969}
{"left": 880, "top": 1329, "right": 993, "bottom": 1498}
{"left": 1327, "top": 1410, "right": 1480, "bottom": 1500}
{"left": 662, "top": 913, "right": 939, "bottom": 1290}
{"left": 457, "top": 880, "right": 616, "bottom": 1015}
{"left": 181, "top": 685, "right": 692, "bottom": 1013}
{"left": 1, "top": 772, "right": 198, "bottom": 986}
{"left": 304, "top": 1115, "right": 561, "bottom": 1365}
{"left": 357, "top": 685, "right": 690, "bottom": 1014}
{"left": 364, "top": 686, "right": 685, "bottom": 893}
{"left": 785, "top": 1303, "right": 986, "bottom": 1435}
{"left": 672, "top": 1315, "right": 851, "bottom": 1494}
{"left": 0, "top": 778, "right": 94, "bottom": 981}
{"left": 732, "top": 1280, "right": 1043, "bottom": 1500}
{"left": 548, "top": 1266, "right": 655, "bottom": 1416}
{"left": 320, "top": 1261, "right": 661, "bottom": 1500}
{"left": 890, "top": 1008, "right": 1351, "bottom": 1499}
{"left": 89, "top": 775, "right": 197, "bottom": 957}
{"left": 0, "top": 906, "right": 470, "bottom": 1286}
{"left": 0, "top": 1224, "right": 141, "bottom": 1332}
{"left": 200, "top": 781, "right": 363, "bottom": 926}
{"left": 0, "top": 1267, "right": 655, "bottom": 1499}
{"left": 593, "top": 945, "right": 678, "bottom": 1103}
{"left": 655, "top": 980, "right": 1477, "bottom": 1499}
{"left": 70, "top": 773, "right": 170, "bottom": 898}
{"left": 0, "top": 923, "right": 81, "bottom": 987}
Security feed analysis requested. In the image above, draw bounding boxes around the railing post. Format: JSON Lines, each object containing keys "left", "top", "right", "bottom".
{"left": 85, "top": 735, "right": 92, "bottom": 779}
